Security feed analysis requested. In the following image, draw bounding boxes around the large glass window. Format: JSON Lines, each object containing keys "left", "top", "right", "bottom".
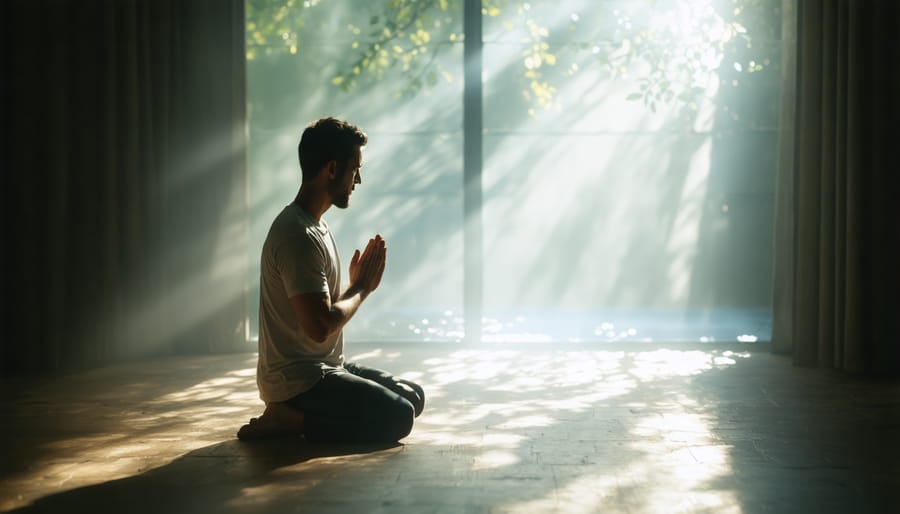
{"left": 246, "top": 0, "right": 782, "bottom": 343}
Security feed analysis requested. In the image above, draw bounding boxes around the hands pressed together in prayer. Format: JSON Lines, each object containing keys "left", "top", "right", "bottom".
{"left": 349, "top": 234, "right": 386, "bottom": 295}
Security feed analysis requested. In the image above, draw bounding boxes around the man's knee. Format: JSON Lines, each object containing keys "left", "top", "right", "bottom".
{"left": 384, "top": 397, "right": 415, "bottom": 441}
{"left": 396, "top": 379, "right": 425, "bottom": 417}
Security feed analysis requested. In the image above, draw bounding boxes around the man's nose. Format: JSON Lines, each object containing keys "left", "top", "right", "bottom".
{"left": 355, "top": 172, "right": 362, "bottom": 185}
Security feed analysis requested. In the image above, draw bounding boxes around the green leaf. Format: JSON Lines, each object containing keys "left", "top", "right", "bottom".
{"left": 626, "top": 92, "right": 642, "bottom": 101}
{"left": 370, "top": 15, "right": 380, "bottom": 25}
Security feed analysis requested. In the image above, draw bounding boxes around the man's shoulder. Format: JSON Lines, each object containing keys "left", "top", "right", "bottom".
{"left": 268, "top": 205, "right": 314, "bottom": 236}
{"left": 265, "top": 207, "right": 327, "bottom": 256}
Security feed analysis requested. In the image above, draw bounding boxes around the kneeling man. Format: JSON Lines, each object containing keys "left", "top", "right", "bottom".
{"left": 238, "top": 117, "right": 424, "bottom": 442}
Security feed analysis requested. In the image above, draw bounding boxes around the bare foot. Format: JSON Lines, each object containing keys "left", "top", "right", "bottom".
{"left": 236, "top": 402, "right": 305, "bottom": 441}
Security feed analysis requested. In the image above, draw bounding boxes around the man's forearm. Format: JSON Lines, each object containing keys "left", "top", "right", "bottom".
{"left": 323, "top": 285, "right": 370, "bottom": 336}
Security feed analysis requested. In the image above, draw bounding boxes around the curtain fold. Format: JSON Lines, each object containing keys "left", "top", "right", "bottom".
{"left": 773, "top": 0, "right": 900, "bottom": 375}
{"left": 1, "top": 0, "right": 248, "bottom": 373}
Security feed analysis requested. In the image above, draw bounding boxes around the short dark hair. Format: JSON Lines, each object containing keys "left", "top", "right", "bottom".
{"left": 298, "top": 117, "right": 367, "bottom": 181}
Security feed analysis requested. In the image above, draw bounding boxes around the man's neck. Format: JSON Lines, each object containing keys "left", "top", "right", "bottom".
{"left": 294, "top": 186, "right": 330, "bottom": 222}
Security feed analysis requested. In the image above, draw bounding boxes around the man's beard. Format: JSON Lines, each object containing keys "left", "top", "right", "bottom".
{"left": 329, "top": 182, "right": 350, "bottom": 209}
{"left": 333, "top": 193, "right": 350, "bottom": 209}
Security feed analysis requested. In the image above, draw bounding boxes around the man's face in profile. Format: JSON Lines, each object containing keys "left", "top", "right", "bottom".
{"left": 330, "top": 145, "right": 362, "bottom": 209}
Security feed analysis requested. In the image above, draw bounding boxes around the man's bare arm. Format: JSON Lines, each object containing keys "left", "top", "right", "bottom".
{"left": 288, "top": 235, "right": 386, "bottom": 343}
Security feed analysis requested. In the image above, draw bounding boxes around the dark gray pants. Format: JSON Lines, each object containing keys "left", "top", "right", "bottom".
{"left": 286, "top": 362, "right": 425, "bottom": 443}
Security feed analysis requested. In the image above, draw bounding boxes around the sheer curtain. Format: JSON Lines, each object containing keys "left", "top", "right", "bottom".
{"left": 1, "top": 0, "right": 248, "bottom": 373}
{"left": 772, "top": 0, "right": 899, "bottom": 375}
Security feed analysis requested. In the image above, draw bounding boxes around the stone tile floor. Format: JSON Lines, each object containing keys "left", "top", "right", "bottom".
{"left": 1, "top": 343, "right": 898, "bottom": 513}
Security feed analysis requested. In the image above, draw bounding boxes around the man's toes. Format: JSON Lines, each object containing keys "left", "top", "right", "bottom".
{"left": 237, "top": 423, "right": 253, "bottom": 440}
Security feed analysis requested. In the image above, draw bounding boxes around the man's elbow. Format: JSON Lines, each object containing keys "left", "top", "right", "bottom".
{"left": 313, "top": 309, "right": 347, "bottom": 343}
{"left": 312, "top": 318, "right": 341, "bottom": 343}
{"left": 308, "top": 325, "right": 330, "bottom": 343}
{"left": 300, "top": 320, "right": 331, "bottom": 343}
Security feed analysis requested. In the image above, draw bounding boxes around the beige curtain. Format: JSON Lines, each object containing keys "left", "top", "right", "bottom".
{"left": 772, "top": 0, "right": 899, "bottom": 375}
{"left": 1, "top": 0, "right": 248, "bottom": 373}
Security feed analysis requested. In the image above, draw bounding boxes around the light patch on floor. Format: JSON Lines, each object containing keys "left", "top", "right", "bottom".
{"left": 2, "top": 344, "right": 897, "bottom": 513}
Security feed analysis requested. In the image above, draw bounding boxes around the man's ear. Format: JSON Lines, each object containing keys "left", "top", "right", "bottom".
{"left": 326, "top": 159, "right": 338, "bottom": 179}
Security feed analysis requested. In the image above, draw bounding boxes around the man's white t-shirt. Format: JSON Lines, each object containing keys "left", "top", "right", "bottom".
{"left": 256, "top": 202, "right": 344, "bottom": 402}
